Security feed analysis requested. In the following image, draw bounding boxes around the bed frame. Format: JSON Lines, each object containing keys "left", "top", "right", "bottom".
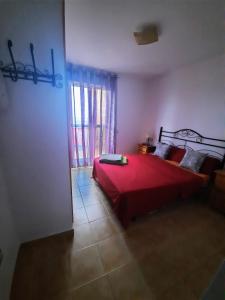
{"left": 158, "top": 126, "right": 225, "bottom": 168}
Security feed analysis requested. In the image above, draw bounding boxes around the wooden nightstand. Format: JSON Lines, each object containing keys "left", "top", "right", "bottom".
{"left": 138, "top": 143, "right": 156, "bottom": 154}
{"left": 210, "top": 170, "right": 225, "bottom": 213}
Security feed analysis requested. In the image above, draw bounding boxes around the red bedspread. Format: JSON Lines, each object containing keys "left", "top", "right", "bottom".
{"left": 93, "top": 154, "right": 204, "bottom": 227}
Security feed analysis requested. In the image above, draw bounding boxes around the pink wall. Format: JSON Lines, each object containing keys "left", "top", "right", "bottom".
{"left": 142, "top": 54, "right": 225, "bottom": 144}
{"left": 117, "top": 75, "right": 149, "bottom": 153}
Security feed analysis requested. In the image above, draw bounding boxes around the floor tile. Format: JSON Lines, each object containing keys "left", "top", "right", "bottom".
{"left": 108, "top": 262, "right": 155, "bottom": 300}
{"left": 123, "top": 232, "right": 155, "bottom": 261}
{"left": 158, "top": 280, "right": 197, "bottom": 300}
{"left": 109, "top": 215, "right": 124, "bottom": 233}
{"left": 71, "top": 276, "right": 113, "bottom": 300}
{"left": 73, "top": 223, "right": 95, "bottom": 250}
{"left": 28, "top": 236, "right": 74, "bottom": 297}
{"left": 79, "top": 184, "right": 102, "bottom": 196}
{"left": 71, "top": 182, "right": 81, "bottom": 194}
{"left": 184, "top": 251, "right": 224, "bottom": 299}
{"left": 73, "top": 196, "right": 84, "bottom": 209}
{"left": 98, "top": 235, "right": 131, "bottom": 272}
{"left": 72, "top": 187, "right": 81, "bottom": 198}
{"left": 137, "top": 250, "right": 177, "bottom": 294}
{"left": 37, "top": 290, "right": 72, "bottom": 300}
{"left": 206, "top": 252, "right": 225, "bottom": 275}
{"left": 70, "top": 245, "right": 104, "bottom": 289}
{"left": 73, "top": 207, "right": 88, "bottom": 225}
{"left": 184, "top": 266, "right": 213, "bottom": 299}
{"left": 75, "top": 170, "right": 92, "bottom": 179}
{"left": 90, "top": 217, "right": 118, "bottom": 242}
{"left": 76, "top": 177, "right": 94, "bottom": 187}
{"left": 85, "top": 203, "right": 108, "bottom": 222}
{"left": 82, "top": 192, "right": 102, "bottom": 206}
{"left": 100, "top": 197, "right": 114, "bottom": 215}
{"left": 161, "top": 238, "right": 204, "bottom": 275}
{"left": 72, "top": 167, "right": 92, "bottom": 176}
{"left": 11, "top": 169, "right": 225, "bottom": 300}
{"left": 74, "top": 167, "right": 93, "bottom": 176}
{"left": 10, "top": 245, "right": 36, "bottom": 300}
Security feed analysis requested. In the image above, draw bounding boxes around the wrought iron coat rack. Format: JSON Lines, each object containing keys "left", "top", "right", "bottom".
{"left": 0, "top": 40, "right": 62, "bottom": 87}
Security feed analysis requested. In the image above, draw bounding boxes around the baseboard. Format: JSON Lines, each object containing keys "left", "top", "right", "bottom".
{"left": 20, "top": 228, "right": 74, "bottom": 248}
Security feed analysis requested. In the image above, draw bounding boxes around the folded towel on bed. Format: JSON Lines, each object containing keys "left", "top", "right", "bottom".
{"left": 99, "top": 154, "right": 128, "bottom": 165}
{"left": 100, "top": 154, "right": 122, "bottom": 162}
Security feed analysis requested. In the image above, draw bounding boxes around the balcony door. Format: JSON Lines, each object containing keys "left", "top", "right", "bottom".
{"left": 69, "top": 67, "right": 117, "bottom": 168}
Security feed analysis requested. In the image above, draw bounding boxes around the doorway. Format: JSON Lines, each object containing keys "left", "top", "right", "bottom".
{"left": 67, "top": 65, "right": 117, "bottom": 221}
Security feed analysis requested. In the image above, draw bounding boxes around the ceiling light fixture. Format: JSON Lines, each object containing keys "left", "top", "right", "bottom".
{"left": 133, "top": 25, "right": 158, "bottom": 45}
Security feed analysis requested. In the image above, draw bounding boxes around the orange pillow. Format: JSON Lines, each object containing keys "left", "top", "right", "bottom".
{"left": 167, "top": 146, "right": 186, "bottom": 163}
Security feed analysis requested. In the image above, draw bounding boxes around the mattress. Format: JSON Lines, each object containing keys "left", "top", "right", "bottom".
{"left": 93, "top": 154, "right": 204, "bottom": 227}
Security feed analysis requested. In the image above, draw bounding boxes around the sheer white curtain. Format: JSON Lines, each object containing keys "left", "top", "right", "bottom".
{"left": 67, "top": 64, "right": 117, "bottom": 167}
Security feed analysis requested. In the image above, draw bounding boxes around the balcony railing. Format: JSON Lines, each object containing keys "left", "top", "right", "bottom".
{"left": 71, "top": 124, "right": 108, "bottom": 166}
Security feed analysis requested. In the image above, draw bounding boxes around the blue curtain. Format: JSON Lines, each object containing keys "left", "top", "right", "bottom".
{"left": 67, "top": 64, "right": 117, "bottom": 167}
{"left": 67, "top": 64, "right": 117, "bottom": 89}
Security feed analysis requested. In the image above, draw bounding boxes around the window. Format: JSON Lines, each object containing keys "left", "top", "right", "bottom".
{"left": 68, "top": 65, "right": 117, "bottom": 168}
{"left": 71, "top": 84, "right": 115, "bottom": 167}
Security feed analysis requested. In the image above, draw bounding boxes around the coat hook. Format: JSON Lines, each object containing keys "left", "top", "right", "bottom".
{"left": 30, "top": 43, "right": 37, "bottom": 84}
{"left": 8, "top": 40, "right": 18, "bottom": 82}
{"left": 1, "top": 39, "right": 62, "bottom": 87}
{"left": 51, "top": 49, "right": 56, "bottom": 87}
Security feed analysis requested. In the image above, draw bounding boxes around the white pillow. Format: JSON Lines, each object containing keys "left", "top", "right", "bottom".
{"left": 179, "top": 149, "right": 207, "bottom": 172}
{"left": 153, "top": 143, "right": 171, "bottom": 159}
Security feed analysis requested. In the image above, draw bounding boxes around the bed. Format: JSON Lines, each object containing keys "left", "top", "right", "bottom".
{"left": 93, "top": 127, "right": 225, "bottom": 227}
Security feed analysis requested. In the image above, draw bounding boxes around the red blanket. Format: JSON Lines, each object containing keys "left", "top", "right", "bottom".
{"left": 93, "top": 154, "right": 203, "bottom": 227}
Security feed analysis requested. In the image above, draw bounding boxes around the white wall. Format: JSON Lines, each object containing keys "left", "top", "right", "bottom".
{"left": 0, "top": 0, "right": 72, "bottom": 242}
{"left": 117, "top": 75, "right": 149, "bottom": 153}
{"left": 0, "top": 163, "right": 20, "bottom": 300}
{"left": 142, "top": 54, "right": 225, "bottom": 143}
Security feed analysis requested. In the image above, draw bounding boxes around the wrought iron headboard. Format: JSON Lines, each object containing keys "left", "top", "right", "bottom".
{"left": 158, "top": 126, "right": 225, "bottom": 168}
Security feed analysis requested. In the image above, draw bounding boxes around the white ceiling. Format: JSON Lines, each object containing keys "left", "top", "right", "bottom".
{"left": 65, "top": 0, "right": 225, "bottom": 78}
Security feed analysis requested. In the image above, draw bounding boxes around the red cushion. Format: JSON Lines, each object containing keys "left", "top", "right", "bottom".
{"left": 200, "top": 156, "right": 221, "bottom": 176}
{"left": 167, "top": 146, "right": 186, "bottom": 163}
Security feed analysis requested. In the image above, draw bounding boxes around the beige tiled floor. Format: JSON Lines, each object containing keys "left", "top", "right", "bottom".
{"left": 11, "top": 167, "right": 225, "bottom": 300}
